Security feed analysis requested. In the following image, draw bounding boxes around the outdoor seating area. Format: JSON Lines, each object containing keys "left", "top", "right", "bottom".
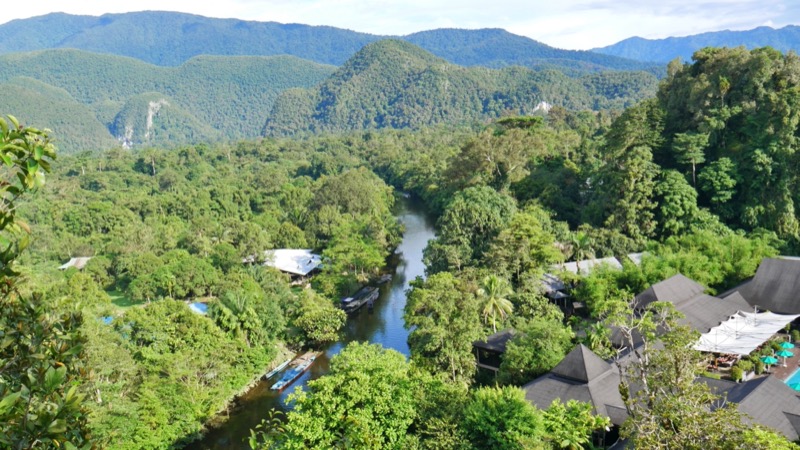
{"left": 703, "top": 333, "right": 800, "bottom": 383}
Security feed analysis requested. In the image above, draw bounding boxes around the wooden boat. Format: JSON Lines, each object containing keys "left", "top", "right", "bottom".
{"left": 341, "top": 286, "right": 379, "bottom": 313}
{"left": 270, "top": 352, "right": 319, "bottom": 391}
{"left": 377, "top": 274, "right": 393, "bottom": 284}
{"left": 263, "top": 358, "right": 292, "bottom": 380}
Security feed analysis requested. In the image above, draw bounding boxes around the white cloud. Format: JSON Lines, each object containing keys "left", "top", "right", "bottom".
{"left": 3, "top": 0, "right": 800, "bottom": 49}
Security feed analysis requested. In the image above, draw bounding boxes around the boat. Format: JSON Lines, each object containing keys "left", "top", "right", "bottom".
{"left": 270, "top": 352, "right": 319, "bottom": 391}
{"left": 341, "top": 286, "right": 379, "bottom": 313}
{"left": 377, "top": 274, "right": 393, "bottom": 284}
{"left": 263, "top": 358, "right": 292, "bottom": 380}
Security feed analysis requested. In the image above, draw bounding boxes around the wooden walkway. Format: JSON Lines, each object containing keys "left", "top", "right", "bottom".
{"left": 769, "top": 343, "right": 800, "bottom": 381}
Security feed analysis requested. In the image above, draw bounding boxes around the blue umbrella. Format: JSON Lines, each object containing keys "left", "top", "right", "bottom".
{"left": 782, "top": 341, "right": 796, "bottom": 349}
{"left": 762, "top": 355, "right": 779, "bottom": 365}
{"left": 777, "top": 349, "right": 794, "bottom": 367}
{"left": 789, "top": 383, "right": 800, "bottom": 391}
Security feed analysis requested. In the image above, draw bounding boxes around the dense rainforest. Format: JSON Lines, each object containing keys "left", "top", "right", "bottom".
{"left": 3, "top": 45, "right": 800, "bottom": 450}
{"left": 0, "top": 41, "right": 657, "bottom": 154}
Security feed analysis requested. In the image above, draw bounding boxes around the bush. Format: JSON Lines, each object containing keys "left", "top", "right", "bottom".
{"left": 703, "top": 371, "right": 721, "bottom": 380}
{"left": 755, "top": 360, "right": 765, "bottom": 375}
{"left": 730, "top": 367, "right": 743, "bottom": 382}
{"left": 792, "top": 329, "right": 800, "bottom": 343}
{"left": 736, "top": 359, "right": 753, "bottom": 373}
{"left": 771, "top": 340, "right": 782, "bottom": 352}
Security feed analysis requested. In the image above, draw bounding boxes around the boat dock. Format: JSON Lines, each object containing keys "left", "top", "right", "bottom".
{"left": 269, "top": 352, "right": 319, "bottom": 391}
{"left": 341, "top": 286, "right": 379, "bottom": 313}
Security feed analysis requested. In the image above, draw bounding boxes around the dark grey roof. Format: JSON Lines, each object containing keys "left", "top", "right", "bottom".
{"left": 735, "top": 258, "right": 800, "bottom": 314}
{"left": 522, "top": 368, "right": 627, "bottom": 426}
{"left": 523, "top": 344, "right": 627, "bottom": 426}
{"left": 677, "top": 293, "right": 752, "bottom": 333}
{"left": 473, "top": 329, "right": 515, "bottom": 353}
{"left": 634, "top": 273, "right": 705, "bottom": 309}
{"left": 702, "top": 375, "right": 800, "bottom": 441}
{"left": 551, "top": 344, "right": 613, "bottom": 382}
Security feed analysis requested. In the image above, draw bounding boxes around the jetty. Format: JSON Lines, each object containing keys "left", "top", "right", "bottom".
{"left": 263, "top": 358, "right": 292, "bottom": 380}
{"left": 341, "top": 286, "right": 379, "bottom": 313}
{"left": 270, "top": 352, "right": 319, "bottom": 391}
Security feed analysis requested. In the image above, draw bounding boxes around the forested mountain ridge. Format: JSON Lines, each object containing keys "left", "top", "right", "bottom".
{"left": 593, "top": 25, "right": 800, "bottom": 63}
{"left": 0, "top": 49, "right": 335, "bottom": 152}
{"left": 263, "top": 40, "right": 658, "bottom": 136}
{"left": 0, "top": 11, "right": 657, "bottom": 73}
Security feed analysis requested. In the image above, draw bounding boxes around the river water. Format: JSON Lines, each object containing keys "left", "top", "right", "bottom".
{"left": 190, "top": 197, "right": 435, "bottom": 449}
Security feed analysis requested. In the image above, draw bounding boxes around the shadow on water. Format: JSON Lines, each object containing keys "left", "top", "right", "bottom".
{"left": 185, "top": 196, "right": 435, "bottom": 450}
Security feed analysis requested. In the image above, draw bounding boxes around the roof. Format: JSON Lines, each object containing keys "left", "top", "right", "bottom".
{"left": 523, "top": 344, "right": 627, "bottom": 426}
{"left": 541, "top": 272, "right": 566, "bottom": 293}
{"left": 627, "top": 252, "right": 645, "bottom": 266}
{"left": 735, "top": 257, "right": 800, "bottom": 314}
{"left": 634, "top": 273, "right": 705, "bottom": 310}
{"left": 249, "top": 249, "right": 321, "bottom": 276}
{"left": 694, "top": 310, "right": 800, "bottom": 355}
{"left": 555, "top": 257, "right": 623, "bottom": 276}
{"left": 473, "top": 329, "right": 516, "bottom": 353}
{"left": 677, "top": 293, "right": 752, "bottom": 333}
{"left": 58, "top": 256, "right": 93, "bottom": 270}
{"left": 551, "top": 344, "right": 613, "bottom": 383}
{"left": 705, "top": 376, "right": 800, "bottom": 441}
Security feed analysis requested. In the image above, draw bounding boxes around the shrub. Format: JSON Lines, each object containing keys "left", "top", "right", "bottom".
{"left": 792, "top": 329, "right": 800, "bottom": 343}
{"left": 730, "top": 367, "right": 743, "bottom": 382}
{"left": 755, "top": 360, "right": 765, "bottom": 375}
{"left": 736, "top": 359, "right": 753, "bottom": 373}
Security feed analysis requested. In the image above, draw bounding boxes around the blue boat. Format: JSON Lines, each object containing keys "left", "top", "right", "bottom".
{"left": 263, "top": 358, "right": 292, "bottom": 380}
{"left": 270, "top": 352, "right": 318, "bottom": 391}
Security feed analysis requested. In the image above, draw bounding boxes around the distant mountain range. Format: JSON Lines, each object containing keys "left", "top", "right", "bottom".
{"left": 0, "top": 11, "right": 656, "bottom": 74}
{"left": 263, "top": 40, "right": 657, "bottom": 137}
{"left": 0, "top": 50, "right": 333, "bottom": 151}
{"left": 0, "top": 43, "right": 657, "bottom": 153}
{"left": 593, "top": 25, "right": 800, "bottom": 63}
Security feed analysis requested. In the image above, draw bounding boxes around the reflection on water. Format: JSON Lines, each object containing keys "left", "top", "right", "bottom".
{"left": 188, "top": 197, "right": 435, "bottom": 449}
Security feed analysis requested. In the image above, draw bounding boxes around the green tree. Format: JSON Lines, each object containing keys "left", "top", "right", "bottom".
{"left": 498, "top": 318, "right": 575, "bottom": 385}
{"left": 280, "top": 343, "right": 416, "bottom": 449}
{"left": 0, "top": 115, "right": 93, "bottom": 448}
{"left": 462, "top": 386, "right": 545, "bottom": 450}
{"left": 292, "top": 289, "right": 346, "bottom": 345}
{"left": 404, "top": 272, "right": 483, "bottom": 383}
{"left": 653, "top": 169, "right": 700, "bottom": 237}
{"left": 543, "top": 399, "right": 610, "bottom": 450}
{"left": 477, "top": 275, "right": 514, "bottom": 333}
{"left": 672, "top": 132, "right": 708, "bottom": 186}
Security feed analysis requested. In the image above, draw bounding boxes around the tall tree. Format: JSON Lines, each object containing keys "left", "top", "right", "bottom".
{"left": 477, "top": 275, "right": 514, "bottom": 333}
{"left": 0, "top": 115, "right": 93, "bottom": 448}
{"left": 404, "top": 272, "right": 483, "bottom": 383}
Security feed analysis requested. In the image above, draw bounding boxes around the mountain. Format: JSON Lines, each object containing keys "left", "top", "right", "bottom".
{"left": 594, "top": 25, "right": 800, "bottom": 63}
{"left": 263, "top": 40, "right": 658, "bottom": 136}
{"left": 0, "top": 50, "right": 334, "bottom": 152}
{"left": 0, "top": 11, "right": 657, "bottom": 74}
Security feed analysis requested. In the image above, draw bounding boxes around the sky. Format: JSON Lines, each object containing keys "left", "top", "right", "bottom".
{"left": 3, "top": 0, "right": 800, "bottom": 49}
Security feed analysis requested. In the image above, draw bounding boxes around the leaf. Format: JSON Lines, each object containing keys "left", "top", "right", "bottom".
{"left": 47, "top": 418, "right": 67, "bottom": 435}
{"left": 8, "top": 115, "right": 19, "bottom": 129}
{"left": 34, "top": 145, "right": 44, "bottom": 161}
{"left": 44, "top": 366, "right": 67, "bottom": 393}
{"left": 0, "top": 391, "right": 22, "bottom": 416}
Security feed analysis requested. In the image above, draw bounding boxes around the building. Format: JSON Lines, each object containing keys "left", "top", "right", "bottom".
{"left": 473, "top": 329, "right": 516, "bottom": 373}
{"left": 245, "top": 249, "right": 322, "bottom": 277}
{"left": 58, "top": 256, "right": 93, "bottom": 270}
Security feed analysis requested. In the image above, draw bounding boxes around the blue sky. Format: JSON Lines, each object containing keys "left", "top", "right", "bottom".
{"left": 4, "top": 0, "right": 799, "bottom": 49}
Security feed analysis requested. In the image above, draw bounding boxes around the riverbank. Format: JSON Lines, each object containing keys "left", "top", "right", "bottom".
{"left": 187, "top": 196, "right": 435, "bottom": 450}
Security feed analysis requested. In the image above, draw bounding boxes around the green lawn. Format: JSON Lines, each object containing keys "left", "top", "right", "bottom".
{"left": 108, "top": 289, "right": 136, "bottom": 308}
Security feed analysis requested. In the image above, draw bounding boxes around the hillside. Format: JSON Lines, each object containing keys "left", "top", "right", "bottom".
{"left": 0, "top": 50, "right": 334, "bottom": 152}
{"left": 263, "top": 40, "right": 658, "bottom": 136}
{"left": 0, "top": 11, "right": 657, "bottom": 74}
{"left": 594, "top": 25, "right": 800, "bottom": 63}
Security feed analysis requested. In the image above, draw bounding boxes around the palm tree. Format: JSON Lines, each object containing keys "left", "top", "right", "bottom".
{"left": 569, "top": 231, "right": 596, "bottom": 274}
{"left": 478, "top": 275, "right": 514, "bottom": 333}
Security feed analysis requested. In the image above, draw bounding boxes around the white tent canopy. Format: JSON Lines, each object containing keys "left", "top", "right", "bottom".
{"left": 694, "top": 311, "right": 800, "bottom": 355}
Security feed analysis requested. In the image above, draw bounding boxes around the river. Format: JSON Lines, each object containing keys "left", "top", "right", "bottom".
{"left": 189, "top": 196, "right": 435, "bottom": 449}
